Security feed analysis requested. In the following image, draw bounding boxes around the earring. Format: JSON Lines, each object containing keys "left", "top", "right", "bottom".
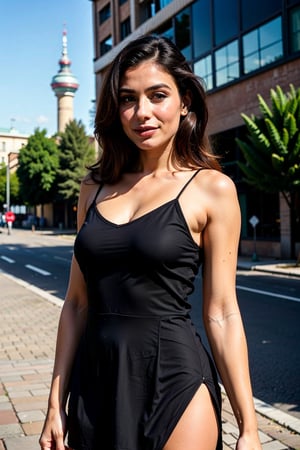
{"left": 181, "top": 107, "right": 188, "bottom": 116}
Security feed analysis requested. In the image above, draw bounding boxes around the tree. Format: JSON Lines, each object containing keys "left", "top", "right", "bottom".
{"left": 17, "top": 128, "right": 59, "bottom": 208}
{"left": 236, "top": 84, "right": 300, "bottom": 259}
{"left": 0, "top": 164, "right": 20, "bottom": 207}
{"left": 57, "top": 119, "right": 96, "bottom": 204}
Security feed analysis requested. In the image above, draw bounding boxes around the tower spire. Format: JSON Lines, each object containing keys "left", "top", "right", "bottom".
{"left": 51, "top": 28, "right": 79, "bottom": 132}
{"left": 61, "top": 25, "right": 68, "bottom": 60}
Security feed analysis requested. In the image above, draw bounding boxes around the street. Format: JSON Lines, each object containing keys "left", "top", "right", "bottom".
{"left": 1, "top": 227, "right": 300, "bottom": 421}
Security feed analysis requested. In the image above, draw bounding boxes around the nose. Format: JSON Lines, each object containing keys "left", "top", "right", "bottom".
{"left": 135, "top": 96, "right": 151, "bottom": 121}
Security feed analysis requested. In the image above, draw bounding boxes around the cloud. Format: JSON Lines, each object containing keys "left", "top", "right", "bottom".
{"left": 15, "top": 116, "right": 32, "bottom": 124}
{"left": 36, "top": 115, "right": 49, "bottom": 124}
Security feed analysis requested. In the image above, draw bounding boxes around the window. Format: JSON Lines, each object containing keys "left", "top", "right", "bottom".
{"left": 194, "top": 55, "right": 213, "bottom": 91}
{"left": 243, "top": 17, "right": 283, "bottom": 74}
{"left": 175, "top": 8, "right": 191, "bottom": 60}
{"left": 99, "top": 4, "right": 111, "bottom": 25}
{"left": 241, "top": 0, "right": 281, "bottom": 30}
{"left": 215, "top": 40, "right": 239, "bottom": 87}
{"left": 155, "top": 20, "right": 174, "bottom": 42}
{"left": 192, "top": 0, "right": 211, "bottom": 58}
{"left": 100, "top": 36, "right": 113, "bottom": 55}
{"left": 159, "top": 0, "right": 172, "bottom": 7}
{"left": 290, "top": 6, "right": 300, "bottom": 53}
{"left": 214, "top": 0, "right": 238, "bottom": 46}
{"left": 121, "top": 18, "right": 131, "bottom": 40}
{"left": 148, "top": 0, "right": 172, "bottom": 16}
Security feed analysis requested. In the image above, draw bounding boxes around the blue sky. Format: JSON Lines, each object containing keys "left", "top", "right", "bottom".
{"left": 0, "top": 0, "right": 95, "bottom": 137}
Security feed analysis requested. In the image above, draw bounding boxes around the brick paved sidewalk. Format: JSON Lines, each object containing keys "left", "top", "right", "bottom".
{"left": 0, "top": 271, "right": 299, "bottom": 450}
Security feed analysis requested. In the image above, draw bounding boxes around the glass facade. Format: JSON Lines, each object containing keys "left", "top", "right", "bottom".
{"left": 215, "top": 40, "right": 239, "bottom": 86}
{"left": 213, "top": 0, "right": 238, "bottom": 46}
{"left": 175, "top": 8, "right": 191, "bottom": 59}
{"left": 99, "top": 0, "right": 299, "bottom": 86}
{"left": 155, "top": 20, "right": 174, "bottom": 41}
{"left": 192, "top": 0, "right": 211, "bottom": 57}
{"left": 290, "top": 6, "right": 300, "bottom": 52}
{"left": 167, "top": 0, "right": 298, "bottom": 91}
{"left": 194, "top": 55, "right": 213, "bottom": 90}
{"left": 155, "top": 9, "right": 192, "bottom": 59}
{"left": 243, "top": 17, "right": 283, "bottom": 74}
{"left": 139, "top": 0, "right": 173, "bottom": 22}
{"left": 99, "top": 3, "right": 111, "bottom": 25}
{"left": 100, "top": 36, "right": 113, "bottom": 55}
{"left": 121, "top": 18, "right": 131, "bottom": 40}
{"left": 241, "top": 0, "right": 281, "bottom": 30}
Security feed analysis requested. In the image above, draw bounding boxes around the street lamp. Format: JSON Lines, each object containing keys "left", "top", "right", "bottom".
{"left": 6, "top": 153, "right": 10, "bottom": 212}
{"left": 5, "top": 152, "right": 18, "bottom": 235}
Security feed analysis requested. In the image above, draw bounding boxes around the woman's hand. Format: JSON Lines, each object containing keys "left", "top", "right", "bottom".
{"left": 39, "top": 407, "right": 67, "bottom": 450}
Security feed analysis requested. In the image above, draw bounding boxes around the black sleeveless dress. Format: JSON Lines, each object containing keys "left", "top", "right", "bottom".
{"left": 68, "top": 170, "right": 222, "bottom": 450}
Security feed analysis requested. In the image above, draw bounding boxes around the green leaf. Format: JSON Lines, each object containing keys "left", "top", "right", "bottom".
{"left": 271, "top": 153, "right": 285, "bottom": 171}
{"left": 283, "top": 113, "right": 298, "bottom": 139}
{"left": 265, "top": 118, "right": 287, "bottom": 154}
{"left": 240, "top": 114, "right": 271, "bottom": 153}
{"left": 236, "top": 138, "right": 271, "bottom": 173}
{"left": 258, "top": 94, "right": 273, "bottom": 119}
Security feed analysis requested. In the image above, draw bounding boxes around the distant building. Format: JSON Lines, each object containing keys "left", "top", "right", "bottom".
{"left": 0, "top": 127, "right": 28, "bottom": 170}
{"left": 51, "top": 29, "right": 79, "bottom": 132}
{"left": 90, "top": 0, "right": 300, "bottom": 258}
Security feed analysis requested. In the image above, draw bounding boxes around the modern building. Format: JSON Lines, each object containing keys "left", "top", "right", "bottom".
{"left": 51, "top": 30, "right": 79, "bottom": 133}
{"left": 90, "top": 0, "right": 300, "bottom": 259}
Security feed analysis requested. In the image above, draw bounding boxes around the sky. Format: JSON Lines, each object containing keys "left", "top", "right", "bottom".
{"left": 0, "top": 0, "right": 95, "bottom": 137}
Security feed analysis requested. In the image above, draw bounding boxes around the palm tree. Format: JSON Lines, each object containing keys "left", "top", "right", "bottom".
{"left": 236, "top": 84, "right": 300, "bottom": 260}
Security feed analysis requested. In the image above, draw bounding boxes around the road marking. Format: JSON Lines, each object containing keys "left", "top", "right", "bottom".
{"left": 0, "top": 255, "right": 15, "bottom": 264}
{"left": 237, "top": 285, "right": 300, "bottom": 303}
{"left": 54, "top": 256, "right": 71, "bottom": 263}
{"left": 25, "top": 264, "right": 51, "bottom": 276}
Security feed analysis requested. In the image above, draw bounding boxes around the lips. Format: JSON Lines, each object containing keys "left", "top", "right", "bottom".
{"left": 133, "top": 126, "right": 158, "bottom": 137}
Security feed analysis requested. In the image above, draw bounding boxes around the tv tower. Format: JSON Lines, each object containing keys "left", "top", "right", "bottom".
{"left": 51, "top": 29, "right": 79, "bottom": 132}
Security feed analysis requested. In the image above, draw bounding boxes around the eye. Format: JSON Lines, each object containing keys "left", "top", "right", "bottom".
{"left": 119, "top": 95, "right": 136, "bottom": 104}
{"left": 150, "top": 92, "right": 167, "bottom": 101}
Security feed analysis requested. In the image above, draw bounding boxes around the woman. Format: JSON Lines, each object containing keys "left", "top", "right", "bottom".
{"left": 39, "top": 35, "right": 261, "bottom": 450}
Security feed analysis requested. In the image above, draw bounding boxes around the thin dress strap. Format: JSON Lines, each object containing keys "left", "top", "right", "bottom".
{"left": 92, "top": 182, "right": 104, "bottom": 205}
{"left": 176, "top": 169, "right": 202, "bottom": 199}
{"left": 85, "top": 182, "right": 103, "bottom": 218}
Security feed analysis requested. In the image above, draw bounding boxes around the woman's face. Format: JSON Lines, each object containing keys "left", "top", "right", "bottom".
{"left": 118, "top": 61, "right": 188, "bottom": 154}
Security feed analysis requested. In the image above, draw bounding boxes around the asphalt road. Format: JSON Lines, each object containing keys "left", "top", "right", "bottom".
{"left": 1, "top": 227, "right": 300, "bottom": 419}
{"left": 190, "top": 272, "right": 300, "bottom": 420}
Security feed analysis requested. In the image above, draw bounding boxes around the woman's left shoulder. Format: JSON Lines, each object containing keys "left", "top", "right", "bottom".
{"left": 196, "top": 169, "right": 237, "bottom": 199}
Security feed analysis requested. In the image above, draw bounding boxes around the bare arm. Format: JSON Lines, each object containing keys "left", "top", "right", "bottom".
{"left": 39, "top": 178, "right": 97, "bottom": 450}
{"left": 201, "top": 172, "right": 261, "bottom": 449}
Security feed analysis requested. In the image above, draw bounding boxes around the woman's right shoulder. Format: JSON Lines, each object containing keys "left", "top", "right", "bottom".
{"left": 77, "top": 172, "right": 102, "bottom": 221}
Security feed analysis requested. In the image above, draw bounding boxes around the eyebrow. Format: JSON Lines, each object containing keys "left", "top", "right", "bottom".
{"left": 119, "top": 83, "right": 172, "bottom": 94}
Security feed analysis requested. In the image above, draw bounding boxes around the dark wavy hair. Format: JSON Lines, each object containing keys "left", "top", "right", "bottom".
{"left": 90, "top": 34, "right": 221, "bottom": 183}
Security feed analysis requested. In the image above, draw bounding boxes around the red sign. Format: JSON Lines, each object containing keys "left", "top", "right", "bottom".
{"left": 5, "top": 211, "right": 16, "bottom": 223}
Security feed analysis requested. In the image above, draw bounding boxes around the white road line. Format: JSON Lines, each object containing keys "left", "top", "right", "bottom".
{"left": 237, "top": 285, "right": 300, "bottom": 303}
{"left": 25, "top": 264, "right": 51, "bottom": 276}
{"left": 0, "top": 255, "right": 15, "bottom": 264}
{"left": 54, "top": 256, "right": 71, "bottom": 263}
